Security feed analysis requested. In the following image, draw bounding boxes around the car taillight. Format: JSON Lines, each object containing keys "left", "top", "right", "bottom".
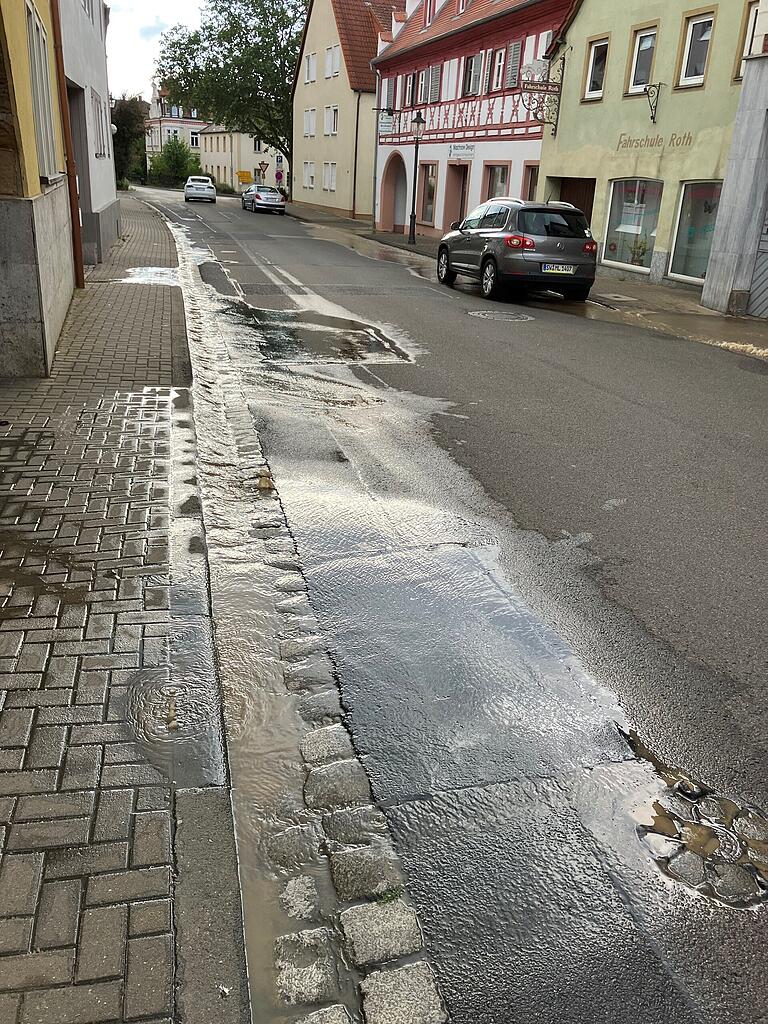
{"left": 255, "top": 193, "right": 263, "bottom": 200}
{"left": 504, "top": 234, "right": 535, "bottom": 250}
{"left": 583, "top": 240, "right": 598, "bottom": 255}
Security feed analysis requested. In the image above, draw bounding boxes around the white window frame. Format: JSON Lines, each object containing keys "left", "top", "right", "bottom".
{"left": 331, "top": 105, "right": 338, "bottom": 134}
{"left": 492, "top": 48, "right": 506, "bottom": 91}
{"left": 679, "top": 13, "right": 714, "bottom": 87}
{"left": 628, "top": 27, "right": 657, "bottom": 94}
{"left": 329, "top": 162, "right": 336, "bottom": 191}
{"left": 26, "top": 1, "right": 58, "bottom": 180}
{"left": 325, "top": 47, "right": 334, "bottom": 78}
{"left": 417, "top": 69, "right": 428, "bottom": 104}
{"left": 332, "top": 44, "right": 340, "bottom": 76}
{"left": 738, "top": 1, "right": 760, "bottom": 79}
{"left": 584, "top": 38, "right": 609, "bottom": 99}
{"left": 602, "top": 177, "right": 663, "bottom": 275}
{"left": 304, "top": 52, "right": 317, "bottom": 83}
{"left": 404, "top": 74, "right": 414, "bottom": 106}
{"left": 308, "top": 161, "right": 315, "bottom": 188}
{"left": 190, "top": 130, "right": 199, "bottom": 147}
{"left": 668, "top": 179, "right": 723, "bottom": 284}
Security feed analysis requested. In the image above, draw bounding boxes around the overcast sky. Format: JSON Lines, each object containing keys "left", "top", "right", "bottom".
{"left": 106, "top": 0, "right": 203, "bottom": 100}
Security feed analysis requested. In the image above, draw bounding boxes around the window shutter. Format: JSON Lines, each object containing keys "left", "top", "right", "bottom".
{"left": 385, "top": 77, "right": 395, "bottom": 110}
{"left": 429, "top": 64, "right": 441, "bottom": 102}
{"left": 330, "top": 163, "right": 336, "bottom": 190}
{"left": 470, "top": 51, "right": 483, "bottom": 94}
{"left": 504, "top": 40, "right": 522, "bottom": 88}
{"left": 325, "top": 48, "right": 333, "bottom": 77}
{"left": 482, "top": 48, "right": 493, "bottom": 93}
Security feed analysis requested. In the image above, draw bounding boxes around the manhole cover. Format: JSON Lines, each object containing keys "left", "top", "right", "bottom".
{"left": 595, "top": 293, "right": 638, "bottom": 302}
{"left": 466, "top": 310, "right": 534, "bottom": 322}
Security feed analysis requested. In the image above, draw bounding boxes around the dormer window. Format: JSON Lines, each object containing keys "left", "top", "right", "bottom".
{"left": 425, "top": 0, "right": 436, "bottom": 26}
{"left": 458, "top": 0, "right": 468, "bottom": 13}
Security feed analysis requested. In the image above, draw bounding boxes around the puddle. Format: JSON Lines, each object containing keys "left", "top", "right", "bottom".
{"left": 626, "top": 729, "right": 768, "bottom": 908}
{"left": 117, "top": 266, "right": 180, "bottom": 286}
{"left": 222, "top": 300, "right": 411, "bottom": 364}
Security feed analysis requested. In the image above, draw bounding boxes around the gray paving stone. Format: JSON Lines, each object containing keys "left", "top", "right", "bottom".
{"left": 274, "top": 928, "right": 339, "bottom": 1005}
{"left": 0, "top": 771, "right": 58, "bottom": 798}
{"left": 360, "top": 962, "right": 447, "bottom": 1024}
{"left": 0, "top": 749, "right": 25, "bottom": 770}
{"left": 76, "top": 904, "right": 128, "bottom": 982}
{"left": 93, "top": 788, "right": 134, "bottom": 842}
{"left": 0, "top": 798, "right": 15, "bottom": 823}
{"left": 0, "top": 710, "right": 34, "bottom": 747}
{"left": 297, "top": 689, "right": 343, "bottom": 724}
{"left": 61, "top": 745, "right": 101, "bottom": 791}
{"left": 129, "top": 898, "right": 172, "bottom": 937}
{"left": 0, "top": 916, "right": 33, "bottom": 955}
{"left": 124, "top": 933, "right": 173, "bottom": 1019}
{"left": 45, "top": 842, "right": 129, "bottom": 879}
{"left": 279, "top": 875, "right": 320, "bottom": 921}
{"left": 300, "top": 724, "right": 355, "bottom": 765}
{"left": 296, "top": 1008, "right": 353, "bottom": 1024}
{"left": 86, "top": 866, "right": 171, "bottom": 905}
{"left": 0, "top": 947, "right": 74, "bottom": 992}
{"left": 101, "top": 763, "right": 166, "bottom": 787}
{"left": 131, "top": 810, "right": 171, "bottom": 867}
{"left": 340, "top": 899, "right": 422, "bottom": 966}
{"left": 304, "top": 760, "right": 371, "bottom": 810}
{"left": 136, "top": 786, "right": 170, "bottom": 811}
{"left": 329, "top": 845, "right": 403, "bottom": 902}
{"left": 5, "top": 690, "right": 70, "bottom": 708}
{"left": 15, "top": 792, "right": 95, "bottom": 822}
{"left": 322, "top": 806, "right": 390, "bottom": 846}
{"left": 34, "top": 880, "right": 81, "bottom": 949}
{"left": 25, "top": 727, "right": 67, "bottom": 770}
{"left": 0, "top": 853, "right": 44, "bottom": 915}
{"left": 20, "top": 979, "right": 122, "bottom": 1023}
{"left": 266, "top": 824, "right": 323, "bottom": 871}
{"left": 8, "top": 818, "right": 91, "bottom": 852}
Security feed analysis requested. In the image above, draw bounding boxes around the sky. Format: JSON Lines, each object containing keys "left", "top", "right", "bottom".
{"left": 106, "top": 0, "right": 203, "bottom": 101}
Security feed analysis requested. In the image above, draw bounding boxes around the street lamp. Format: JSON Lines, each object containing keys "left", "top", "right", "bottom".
{"left": 408, "top": 110, "right": 426, "bottom": 245}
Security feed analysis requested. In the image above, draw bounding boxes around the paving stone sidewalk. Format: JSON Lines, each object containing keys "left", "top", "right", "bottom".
{"left": 0, "top": 199, "right": 249, "bottom": 1024}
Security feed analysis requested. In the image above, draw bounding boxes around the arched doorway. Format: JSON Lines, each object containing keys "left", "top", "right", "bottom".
{"left": 380, "top": 152, "right": 408, "bottom": 233}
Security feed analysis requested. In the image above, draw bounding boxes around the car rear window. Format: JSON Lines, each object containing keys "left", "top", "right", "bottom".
{"left": 258, "top": 187, "right": 280, "bottom": 194}
{"left": 519, "top": 209, "right": 590, "bottom": 238}
{"left": 189, "top": 177, "right": 211, "bottom": 184}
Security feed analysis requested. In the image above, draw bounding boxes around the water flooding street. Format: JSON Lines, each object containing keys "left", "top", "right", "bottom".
{"left": 138, "top": 189, "right": 768, "bottom": 1024}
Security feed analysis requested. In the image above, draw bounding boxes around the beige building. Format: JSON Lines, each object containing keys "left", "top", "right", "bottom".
{"left": 200, "top": 126, "right": 288, "bottom": 191}
{"left": 292, "top": 0, "right": 404, "bottom": 217}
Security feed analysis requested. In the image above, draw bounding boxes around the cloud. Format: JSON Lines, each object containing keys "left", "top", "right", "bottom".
{"left": 106, "top": 0, "right": 203, "bottom": 100}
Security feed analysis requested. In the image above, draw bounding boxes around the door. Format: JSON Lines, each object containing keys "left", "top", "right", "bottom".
{"left": 444, "top": 164, "right": 470, "bottom": 231}
{"left": 559, "top": 177, "right": 596, "bottom": 223}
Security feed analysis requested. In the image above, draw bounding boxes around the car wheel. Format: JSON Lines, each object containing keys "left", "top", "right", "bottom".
{"left": 563, "top": 284, "right": 592, "bottom": 302}
{"left": 480, "top": 258, "right": 502, "bottom": 300}
{"left": 184, "top": 197, "right": 189, "bottom": 202}
{"left": 437, "top": 247, "right": 457, "bottom": 286}
{"left": 279, "top": 210, "right": 286, "bottom": 216}
{"left": 211, "top": 198, "right": 216, "bottom": 204}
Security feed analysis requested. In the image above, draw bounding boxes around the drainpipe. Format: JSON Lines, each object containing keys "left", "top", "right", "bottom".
{"left": 371, "top": 72, "right": 380, "bottom": 233}
{"left": 352, "top": 91, "right": 361, "bottom": 219}
{"left": 50, "top": 0, "right": 84, "bottom": 289}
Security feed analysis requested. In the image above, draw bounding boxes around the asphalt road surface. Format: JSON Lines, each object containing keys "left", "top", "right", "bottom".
{"left": 140, "top": 188, "right": 768, "bottom": 1024}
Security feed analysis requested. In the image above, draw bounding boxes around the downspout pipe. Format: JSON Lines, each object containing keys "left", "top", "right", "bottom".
{"left": 371, "top": 71, "right": 380, "bottom": 233}
{"left": 352, "top": 90, "right": 361, "bottom": 218}
{"left": 50, "top": 0, "right": 84, "bottom": 289}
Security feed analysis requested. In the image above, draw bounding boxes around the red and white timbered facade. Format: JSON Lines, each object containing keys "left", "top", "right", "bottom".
{"left": 373, "top": 0, "right": 570, "bottom": 236}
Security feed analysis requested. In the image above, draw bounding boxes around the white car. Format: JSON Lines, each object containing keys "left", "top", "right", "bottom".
{"left": 184, "top": 176, "right": 216, "bottom": 203}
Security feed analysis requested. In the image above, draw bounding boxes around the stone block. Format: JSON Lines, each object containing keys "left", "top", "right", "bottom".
{"left": 274, "top": 928, "right": 339, "bottom": 1006}
{"left": 300, "top": 725, "right": 354, "bottom": 765}
{"left": 45, "top": 842, "right": 129, "bottom": 879}
{"left": 93, "top": 788, "right": 134, "bottom": 842}
{"left": 340, "top": 899, "right": 422, "bottom": 966}
{"left": 304, "top": 761, "right": 371, "bottom": 810}
{"left": 360, "top": 962, "right": 446, "bottom": 1024}
{"left": 34, "top": 880, "right": 81, "bottom": 949}
{"left": 297, "top": 689, "right": 343, "bottom": 724}
{"left": 296, "top": 1008, "right": 353, "bottom": 1024}
{"left": 279, "top": 875, "right": 319, "bottom": 921}
{"left": 0, "top": 916, "right": 32, "bottom": 955}
{"left": 8, "top": 817, "right": 91, "bottom": 852}
{"left": 86, "top": 866, "right": 171, "bottom": 905}
{"left": 20, "top": 979, "right": 122, "bottom": 1024}
{"left": 322, "top": 806, "right": 389, "bottom": 846}
{"left": 266, "top": 825, "right": 322, "bottom": 871}
{"left": 77, "top": 905, "right": 128, "bottom": 982}
{"left": 131, "top": 810, "right": 171, "bottom": 867}
{"left": 14, "top": 792, "right": 94, "bottom": 822}
{"left": 0, "top": 853, "right": 43, "bottom": 915}
{"left": 0, "top": 947, "right": 73, "bottom": 991}
{"left": 129, "top": 898, "right": 172, "bottom": 937}
{"left": 329, "top": 845, "right": 402, "bottom": 902}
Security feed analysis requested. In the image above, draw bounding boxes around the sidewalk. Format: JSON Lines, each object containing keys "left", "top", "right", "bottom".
{"left": 0, "top": 199, "right": 248, "bottom": 1023}
{"left": 288, "top": 205, "right": 768, "bottom": 359}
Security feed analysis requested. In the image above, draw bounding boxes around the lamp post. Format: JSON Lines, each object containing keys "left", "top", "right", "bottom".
{"left": 408, "top": 111, "right": 426, "bottom": 245}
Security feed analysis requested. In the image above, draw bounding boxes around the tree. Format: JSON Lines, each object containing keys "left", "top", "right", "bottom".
{"left": 156, "top": 0, "right": 305, "bottom": 167}
{"left": 147, "top": 136, "right": 203, "bottom": 187}
{"left": 112, "top": 95, "right": 149, "bottom": 182}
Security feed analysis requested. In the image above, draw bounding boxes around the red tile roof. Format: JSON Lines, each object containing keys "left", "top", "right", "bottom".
{"left": 374, "top": 0, "right": 544, "bottom": 64}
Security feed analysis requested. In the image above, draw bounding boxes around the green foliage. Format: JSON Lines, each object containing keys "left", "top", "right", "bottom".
{"left": 112, "top": 95, "right": 148, "bottom": 182}
{"left": 156, "top": 0, "right": 305, "bottom": 162}
{"left": 116, "top": 178, "right": 131, "bottom": 191}
{"left": 148, "top": 136, "right": 203, "bottom": 187}
{"left": 216, "top": 181, "right": 237, "bottom": 195}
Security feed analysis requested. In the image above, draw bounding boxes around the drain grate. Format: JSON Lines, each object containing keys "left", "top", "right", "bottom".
{"left": 467, "top": 310, "right": 534, "bottom": 322}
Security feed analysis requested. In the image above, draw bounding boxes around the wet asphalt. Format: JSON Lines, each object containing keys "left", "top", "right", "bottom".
{"left": 139, "top": 189, "right": 768, "bottom": 1024}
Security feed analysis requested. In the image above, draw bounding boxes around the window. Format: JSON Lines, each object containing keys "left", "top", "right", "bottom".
{"left": 670, "top": 181, "right": 722, "bottom": 280}
{"left": 458, "top": 0, "right": 467, "bottom": 12}
{"left": 519, "top": 209, "right": 590, "bottom": 237}
{"left": 91, "top": 88, "right": 107, "bottom": 156}
{"left": 491, "top": 49, "right": 506, "bottom": 91}
{"left": 253, "top": 138, "right": 262, "bottom": 152}
{"left": 420, "top": 163, "right": 437, "bottom": 222}
{"left": 584, "top": 38, "right": 609, "bottom": 99}
{"left": 679, "top": 14, "right": 714, "bottom": 87}
{"left": 303, "top": 108, "right": 316, "bottom": 136}
{"left": 462, "top": 205, "right": 486, "bottom": 229}
{"left": 425, "top": 0, "right": 436, "bottom": 26}
{"left": 26, "top": 1, "right": 57, "bottom": 179}
{"left": 302, "top": 161, "right": 315, "bottom": 188}
{"left": 628, "top": 27, "right": 657, "bottom": 94}
{"left": 461, "top": 52, "right": 483, "bottom": 96}
{"left": 417, "top": 70, "right": 428, "bottom": 104}
{"left": 322, "top": 161, "right": 337, "bottom": 191}
{"left": 304, "top": 52, "right": 317, "bottom": 82}
{"left": 486, "top": 164, "right": 509, "bottom": 200}
{"left": 81, "top": 0, "right": 93, "bottom": 17}
{"left": 325, "top": 44, "right": 341, "bottom": 77}
{"left": 479, "top": 204, "right": 502, "bottom": 228}
{"left": 190, "top": 131, "right": 199, "bottom": 147}
{"left": 223, "top": 135, "right": 227, "bottom": 152}
{"left": 523, "top": 163, "right": 539, "bottom": 201}
{"left": 737, "top": 2, "right": 760, "bottom": 79}
{"left": 216, "top": 137, "right": 220, "bottom": 151}
{"left": 604, "top": 178, "right": 664, "bottom": 271}
{"left": 404, "top": 74, "right": 414, "bottom": 106}
{"left": 324, "top": 105, "right": 339, "bottom": 135}
{"left": 428, "top": 64, "right": 441, "bottom": 102}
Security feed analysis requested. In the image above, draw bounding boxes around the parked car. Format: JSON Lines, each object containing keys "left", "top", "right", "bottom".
{"left": 184, "top": 176, "right": 216, "bottom": 203}
{"left": 241, "top": 184, "right": 286, "bottom": 215}
{"left": 437, "top": 199, "right": 597, "bottom": 301}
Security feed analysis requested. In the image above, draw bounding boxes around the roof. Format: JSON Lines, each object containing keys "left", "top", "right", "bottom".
{"left": 292, "top": 0, "right": 405, "bottom": 97}
{"left": 374, "top": 0, "right": 541, "bottom": 65}
{"left": 545, "top": 0, "right": 581, "bottom": 57}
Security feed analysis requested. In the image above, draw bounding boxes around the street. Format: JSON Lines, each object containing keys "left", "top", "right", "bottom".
{"left": 139, "top": 188, "right": 768, "bottom": 1024}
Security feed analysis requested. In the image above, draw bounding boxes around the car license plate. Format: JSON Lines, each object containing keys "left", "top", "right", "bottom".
{"left": 542, "top": 264, "right": 576, "bottom": 274}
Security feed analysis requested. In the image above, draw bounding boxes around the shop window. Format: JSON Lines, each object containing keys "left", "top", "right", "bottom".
{"left": 737, "top": 1, "right": 760, "bottom": 79}
{"left": 604, "top": 178, "right": 663, "bottom": 272}
{"left": 420, "top": 164, "right": 437, "bottom": 223}
{"left": 584, "top": 38, "right": 609, "bottom": 99}
{"left": 628, "top": 28, "right": 657, "bottom": 94}
{"left": 670, "top": 181, "right": 722, "bottom": 281}
{"left": 486, "top": 164, "right": 509, "bottom": 200}
{"left": 679, "top": 14, "right": 714, "bottom": 87}
{"left": 523, "top": 163, "right": 539, "bottom": 201}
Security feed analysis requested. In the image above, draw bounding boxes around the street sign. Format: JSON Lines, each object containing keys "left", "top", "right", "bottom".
{"left": 522, "top": 81, "right": 561, "bottom": 94}
{"left": 259, "top": 161, "right": 269, "bottom": 174}
{"left": 237, "top": 170, "right": 253, "bottom": 183}
{"left": 275, "top": 170, "right": 283, "bottom": 182}
{"left": 276, "top": 154, "right": 283, "bottom": 165}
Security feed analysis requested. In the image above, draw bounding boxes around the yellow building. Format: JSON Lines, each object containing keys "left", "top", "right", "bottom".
{"left": 200, "top": 126, "right": 289, "bottom": 192}
{"left": 0, "top": 0, "right": 75, "bottom": 376}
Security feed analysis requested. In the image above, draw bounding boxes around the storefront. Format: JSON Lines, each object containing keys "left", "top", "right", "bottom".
{"left": 538, "top": 0, "right": 756, "bottom": 287}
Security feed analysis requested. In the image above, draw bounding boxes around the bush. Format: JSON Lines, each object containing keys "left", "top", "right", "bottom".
{"left": 148, "top": 136, "right": 203, "bottom": 188}
{"left": 216, "top": 182, "right": 237, "bottom": 195}
{"left": 116, "top": 178, "right": 131, "bottom": 191}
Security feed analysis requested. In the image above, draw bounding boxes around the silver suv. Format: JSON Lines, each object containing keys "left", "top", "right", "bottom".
{"left": 437, "top": 199, "right": 597, "bottom": 301}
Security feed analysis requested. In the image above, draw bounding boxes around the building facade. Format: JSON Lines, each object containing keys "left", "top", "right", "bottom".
{"left": 200, "top": 126, "right": 289, "bottom": 191}
{"left": 292, "top": 0, "right": 403, "bottom": 217}
{"left": 145, "top": 82, "right": 207, "bottom": 161}
{"left": 60, "top": 0, "right": 120, "bottom": 264}
{"left": 538, "top": 0, "right": 759, "bottom": 286}
{"left": 373, "top": 0, "right": 570, "bottom": 237}
{"left": 0, "top": 0, "right": 75, "bottom": 376}
{"left": 703, "top": 0, "right": 768, "bottom": 316}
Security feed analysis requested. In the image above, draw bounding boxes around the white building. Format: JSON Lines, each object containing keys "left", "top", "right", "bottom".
{"left": 200, "top": 127, "right": 289, "bottom": 191}
{"left": 60, "top": 0, "right": 120, "bottom": 263}
{"left": 145, "top": 82, "right": 208, "bottom": 162}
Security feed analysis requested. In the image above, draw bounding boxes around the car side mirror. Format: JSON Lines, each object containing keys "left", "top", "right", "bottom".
{"left": 451, "top": 221, "right": 461, "bottom": 231}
